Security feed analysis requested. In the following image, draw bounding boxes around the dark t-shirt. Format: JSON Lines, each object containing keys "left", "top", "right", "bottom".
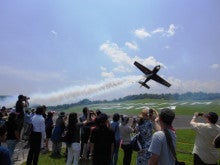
{"left": 5, "top": 121, "right": 18, "bottom": 140}
{"left": 90, "top": 126, "right": 115, "bottom": 160}
{"left": 16, "top": 100, "right": 24, "bottom": 117}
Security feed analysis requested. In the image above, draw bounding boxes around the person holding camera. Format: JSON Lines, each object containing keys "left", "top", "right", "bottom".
{"left": 190, "top": 112, "right": 220, "bottom": 165}
{"left": 135, "top": 108, "right": 159, "bottom": 165}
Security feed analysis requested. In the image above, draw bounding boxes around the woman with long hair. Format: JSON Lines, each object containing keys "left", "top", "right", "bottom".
{"left": 66, "top": 112, "right": 84, "bottom": 165}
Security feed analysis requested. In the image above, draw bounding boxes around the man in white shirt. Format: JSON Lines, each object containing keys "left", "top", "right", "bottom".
{"left": 26, "top": 106, "right": 46, "bottom": 165}
{"left": 190, "top": 112, "right": 220, "bottom": 165}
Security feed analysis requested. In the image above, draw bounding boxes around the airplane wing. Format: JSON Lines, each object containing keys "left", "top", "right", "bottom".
{"left": 151, "top": 74, "right": 171, "bottom": 87}
{"left": 134, "top": 61, "right": 151, "bottom": 74}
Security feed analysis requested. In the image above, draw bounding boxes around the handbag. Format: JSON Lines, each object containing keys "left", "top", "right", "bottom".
{"left": 131, "top": 133, "right": 142, "bottom": 152}
{"left": 164, "top": 129, "right": 185, "bottom": 165}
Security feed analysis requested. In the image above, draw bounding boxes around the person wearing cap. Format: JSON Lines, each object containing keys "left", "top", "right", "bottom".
{"left": 119, "top": 115, "right": 134, "bottom": 165}
{"left": 148, "top": 108, "right": 176, "bottom": 165}
{"left": 190, "top": 112, "right": 220, "bottom": 165}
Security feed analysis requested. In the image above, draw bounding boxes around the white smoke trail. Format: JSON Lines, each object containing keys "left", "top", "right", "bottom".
{"left": 0, "top": 75, "right": 141, "bottom": 107}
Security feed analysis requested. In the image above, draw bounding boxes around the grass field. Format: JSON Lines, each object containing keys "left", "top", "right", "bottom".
{"left": 63, "top": 98, "right": 220, "bottom": 116}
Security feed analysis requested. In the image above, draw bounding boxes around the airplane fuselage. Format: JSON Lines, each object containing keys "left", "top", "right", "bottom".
{"left": 144, "top": 65, "right": 160, "bottom": 83}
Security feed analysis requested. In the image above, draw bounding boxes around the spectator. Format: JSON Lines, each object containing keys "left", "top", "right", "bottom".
{"left": 79, "top": 107, "right": 88, "bottom": 158}
{"left": 135, "top": 109, "right": 155, "bottom": 165}
{"left": 90, "top": 113, "right": 115, "bottom": 165}
{"left": 190, "top": 112, "right": 220, "bottom": 165}
{"left": 30, "top": 109, "right": 35, "bottom": 119}
{"left": 148, "top": 108, "right": 176, "bottom": 165}
{"left": 0, "top": 124, "right": 11, "bottom": 165}
{"left": 26, "top": 106, "right": 46, "bottom": 165}
{"left": 15, "top": 95, "right": 26, "bottom": 134}
{"left": 110, "top": 113, "right": 121, "bottom": 165}
{"left": 1, "top": 106, "right": 8, "bottom": 117}
{"left": 22, "top": 109, "right": 32, "bottom": 141}
{"left": 5, "top": 112, "right": 20, "bottom": 159}
{"left": 0, "top": 112, "right": 6, "bottom": 126}
{"left": 44, "top": 111, "right": 54, "bottom": 152}
{"left": 51, "top": 111, "right": 66, "bottom": 158}
{"left": 66, "top": 112, "right": 85, "bottom": 165}
{"left": 119, "top": 115, "right": 134, "bottom": 165}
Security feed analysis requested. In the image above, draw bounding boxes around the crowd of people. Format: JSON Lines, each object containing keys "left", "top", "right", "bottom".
{"left": 0, "top": 94, "right": 220, "bottom": 165}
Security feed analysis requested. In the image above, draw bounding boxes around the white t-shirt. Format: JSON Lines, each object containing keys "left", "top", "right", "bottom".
{"left": 190, "top": 122, "right": 220, "bottom": 164}
{"left": 148, "top": 130, "right": 176, "bottom": 165}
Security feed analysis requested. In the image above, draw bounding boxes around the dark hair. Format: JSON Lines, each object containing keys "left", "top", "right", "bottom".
{"left": 18, "top": 94, "right": 24, "bottom": 100}
{"left": 207, "top": 112, "right": 218, "bottom": 124}
{"left": 82, "top": 107, "right": 88, "bottom": 116}
{"left": 47, "top": 111, "right": 53, "bottom": 118}
{"left": 113, "top": 113, "right": 120, "bottom": 122}
{"left": 96, "top": 113, "right": 108, "bottom": 126}
{"left": 68, "top": 113, "right": 78, "bottom": 126}
{"left": 96, "top": 109, "right": 101, "bottom": 116}
{"left": 159, "top": 108, "right": 175, "bottom": 126}
{"left": 121, "top": 115, "right": 129, "bottom": 124}
{"left": 36, "top": 106, "right": 44, "bottom": 115}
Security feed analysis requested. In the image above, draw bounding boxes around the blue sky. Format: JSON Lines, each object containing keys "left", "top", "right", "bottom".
{"left": 1, "top": 0, "right": 220, "bottom": 106}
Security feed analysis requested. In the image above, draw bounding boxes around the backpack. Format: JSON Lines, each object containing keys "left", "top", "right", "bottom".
{"left": 214, "top": 134, "right": 220, "bottom": 148}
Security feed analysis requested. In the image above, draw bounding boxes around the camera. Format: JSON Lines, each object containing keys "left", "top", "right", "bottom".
{"left": 198, "top": 112, "right": 204, "bottom": 116}
{"left": 133, "top": 116, "right": 137, "bottom": 123}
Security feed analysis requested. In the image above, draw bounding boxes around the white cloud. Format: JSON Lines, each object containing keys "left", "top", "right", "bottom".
{"left": 50, "top": 30, "right": 58, "bottom": 37}
{"left": 134, "top": 28, "right": 151, "bottom": 39}
{"left": 113, "top": 65, "right": 131, "bottom": 73}
{"left": 100, "top": 41, "right": 133, "bottom": 65}
{"left": 166, "top": 24, "right": 176, "bottom": 37}
{"left": 125, "top": 41, "right": 138, "bottom": 50}
{"left": 135, "top": 24, "right": 177, "bottom": 39}
{"left": 211, "top": 64, "right": 220, "bottom": 69}
{"left": 164, "top": 45, "right": 170, "bottom": 49}
{"left": 151, "top": 27, "right": 164, "bottom": 34}
{"left": 101, "top": 71, "right": 115, "bottom": 78}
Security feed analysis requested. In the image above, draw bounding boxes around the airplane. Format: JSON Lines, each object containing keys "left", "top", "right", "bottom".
{"left": 134, "top": 61, "right": 171, "bottom": 89}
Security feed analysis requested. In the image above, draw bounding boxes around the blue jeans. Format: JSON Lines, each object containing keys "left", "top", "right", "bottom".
{"left": 112, "top": 140, "right": 120, "bottom": 165}
{"left": 6, "top": 139, "right": 18, "bottom": 158}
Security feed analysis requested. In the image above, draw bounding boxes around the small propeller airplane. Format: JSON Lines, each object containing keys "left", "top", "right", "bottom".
{"left": 134, "top": 61, "right": 171, "bottom": 89}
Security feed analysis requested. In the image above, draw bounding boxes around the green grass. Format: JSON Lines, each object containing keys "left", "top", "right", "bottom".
{"left": 62, "top": 98, "right": 220, "bottom": 116}
{"left": 22, "top": 129, "right": 195, "bottom": 165}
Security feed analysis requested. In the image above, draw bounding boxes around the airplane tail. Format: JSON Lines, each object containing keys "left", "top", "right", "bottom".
{"left": 138, "top": 81, "right": 150, "bottom": 89}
